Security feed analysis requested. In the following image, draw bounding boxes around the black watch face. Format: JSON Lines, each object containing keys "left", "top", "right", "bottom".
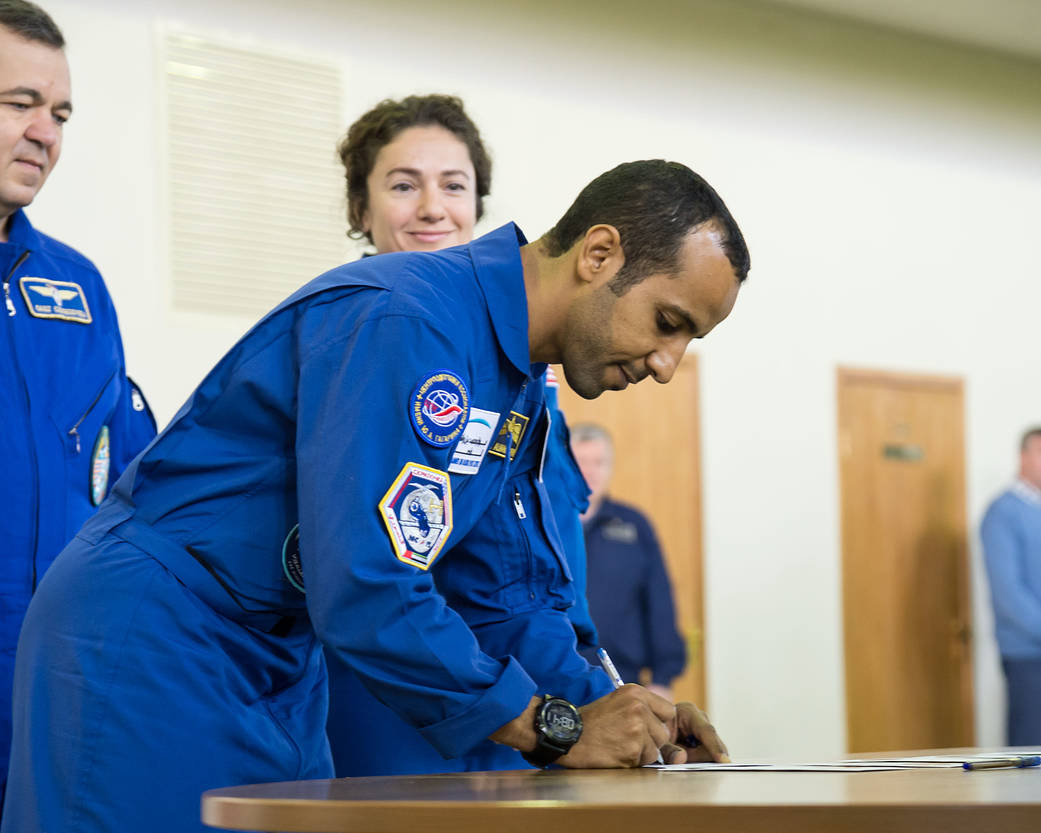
{"left": 542, "top": 700, "right": 582, "bottom": 743}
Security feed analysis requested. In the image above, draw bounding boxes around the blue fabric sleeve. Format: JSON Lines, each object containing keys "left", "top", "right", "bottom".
{"left": 295, "top": 310, "right": 536, "bottom": 758}
{"left": 981, "top": 500, "right": 1041, "bottom": 651}
{"left": 472, "top": 608, "right": 613, "bottom": 706}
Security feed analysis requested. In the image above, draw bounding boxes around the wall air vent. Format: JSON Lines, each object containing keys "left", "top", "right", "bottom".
{"left": 164, "top": 31, "right": 347, "bottom": 317}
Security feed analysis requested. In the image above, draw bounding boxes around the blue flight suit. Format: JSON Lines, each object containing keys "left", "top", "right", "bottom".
{"left": 4, "top": 224, "right": 610, "bottom": 833}
{"left": 0, "top": 209, "right": 155, "bottom": 795}
{"left": 326, "top": 359, "right": 603, "bottom": 779}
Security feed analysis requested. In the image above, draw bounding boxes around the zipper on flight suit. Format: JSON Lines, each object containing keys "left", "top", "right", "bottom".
{"left": 495, "top": 380, "right": 527, "bottom": 505}
{"left": 3, "top": 250, "right": 43, "bottom": 588}
{"left": 67, "top": 369, "right": 116, "bottom": 454}
{"left": 513, "top": 489, "right": 526, "bottom": 519}
{"left": 4, "top": 251, "right": 29, "bottom": 316}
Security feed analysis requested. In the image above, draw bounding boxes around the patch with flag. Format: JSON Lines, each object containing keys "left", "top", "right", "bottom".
{"left": 488, "top": 411, "right": 530, "bottom": 461}
{"left": 448, "top": 407, "right": 500, "bottom": 475}
{"left": 19, "top": 276, "right": 92, "bottom": 323}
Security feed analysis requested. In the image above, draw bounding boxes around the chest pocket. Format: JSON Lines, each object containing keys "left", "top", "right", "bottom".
{"left": 440, "top": 467, "right": 576, "bottom": 622}
{"left": 49, "top": 366, "right": 120, "bottom": 536}
{"left": 543, "top": 408, "right": 590, "bottom": 513}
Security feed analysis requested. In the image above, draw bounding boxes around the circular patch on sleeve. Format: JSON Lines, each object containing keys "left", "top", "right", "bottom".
{"left": 409, "top": 370, "right": 470, "bottom": 448}
{"left": 89, "top": 425, "right": 110, "bottom": 506}
{"left": 282, "top": 524, "right": 305, "bottom": 593}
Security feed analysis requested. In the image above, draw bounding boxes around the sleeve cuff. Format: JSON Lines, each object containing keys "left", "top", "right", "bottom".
{"left": 418, "top": 657, "right": 537, "bottom": 758}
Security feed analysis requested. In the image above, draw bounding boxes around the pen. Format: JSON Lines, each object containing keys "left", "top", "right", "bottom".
{"left": 963, "top": 755, "right": 1041, "bottom": 771}
{"left": 597, "top": 647, "right": 665, "bottom": 765}
{"left": 596, "top": 647, "right": 625, "bottom": 689}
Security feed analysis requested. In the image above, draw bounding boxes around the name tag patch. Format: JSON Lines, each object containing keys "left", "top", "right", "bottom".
{"left": 410, "top": 370, "right": 469, "bottom": 448}
{"left": 448, "top": 407, "right": 500, "bottom": 475}
{"left": 602, "top": 519, "right": 639, "bottom": 544}
{"left": 488, "top": 411, "right": 530, "bottom": 461}
{"left": 19, "top": 277, "right": 92, "bottom": 324}
{"left": 379, "top": 463, "right": 453, "bottom": 570}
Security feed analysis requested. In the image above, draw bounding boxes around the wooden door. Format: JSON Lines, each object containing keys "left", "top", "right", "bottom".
{"left": 837, "top": 368, "right": 974, "bottom": 752}
{"left": 554, "top": 355, "right": 705, "bottom": 707}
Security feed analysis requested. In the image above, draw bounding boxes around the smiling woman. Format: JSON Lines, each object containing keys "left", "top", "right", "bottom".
{"left": 337, "top": 94, "right": 491, "bottom": 254}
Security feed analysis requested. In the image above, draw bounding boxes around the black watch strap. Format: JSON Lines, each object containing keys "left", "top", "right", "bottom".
{"left": 521, "top": 695, "right": 582, "bottom": 768}
{"left": 521, "top": 730, "right": 571, "bottom": 768}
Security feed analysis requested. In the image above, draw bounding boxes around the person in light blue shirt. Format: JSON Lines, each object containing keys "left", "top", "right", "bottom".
{"left": 981, "top": 426, "right": 1041, "bottom": 745}
{"left": 5, "top": 160, "right": 743, "bottom": 833}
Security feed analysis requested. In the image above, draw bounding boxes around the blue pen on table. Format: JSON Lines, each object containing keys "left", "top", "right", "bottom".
{"left": 963, "top": 755, "right": 1041, "bottom": 771}
{"left": 596, "top": 647, "right": 665, "bottom": 765}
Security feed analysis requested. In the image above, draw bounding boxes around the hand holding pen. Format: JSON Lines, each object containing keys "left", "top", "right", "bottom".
{"left": 597, "top": 648, "right": 730, "bottom": 765}
{"left": 597, "top": 648, "right": 664, "bottom": 764}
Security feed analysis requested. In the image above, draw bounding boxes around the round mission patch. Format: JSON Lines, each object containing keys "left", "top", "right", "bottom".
{"left": 409, "top": 370, "right": 469, "bottom": 448}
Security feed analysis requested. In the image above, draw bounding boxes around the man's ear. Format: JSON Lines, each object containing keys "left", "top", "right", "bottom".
{"left": 575, "top": 225, "right": 624, "bottom": 286}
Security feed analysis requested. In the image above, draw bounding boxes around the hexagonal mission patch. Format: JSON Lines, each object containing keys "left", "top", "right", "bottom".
{"left": 378, "top": 463, "right": 453, "bottom": 570}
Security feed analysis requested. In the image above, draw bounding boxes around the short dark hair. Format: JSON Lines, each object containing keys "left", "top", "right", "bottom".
{"left": 337, "top": 94, "right": 491, "bottom": 242}
{"left": 0, "top": 0, "right": 64, "bottom": 48}
{"left": 543, "top": 160, "right": 750, "bottom": 294}
{"left": 1021, "top": 428, "right": 1041, "bottom": 452}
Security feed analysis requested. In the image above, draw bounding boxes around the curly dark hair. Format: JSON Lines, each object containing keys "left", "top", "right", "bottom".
{"left": 337, "top": 94, "right": 491, "bottom": 242}
{"left": 543, "top": 160, "right": 750, "bottom": 293}
{"left": 0, "top": 0, "right": 64, "bottom": 47}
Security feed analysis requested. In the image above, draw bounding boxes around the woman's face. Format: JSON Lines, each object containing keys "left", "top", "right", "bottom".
{"left": 362, "top": 125, "right": 478, "bottom": 254}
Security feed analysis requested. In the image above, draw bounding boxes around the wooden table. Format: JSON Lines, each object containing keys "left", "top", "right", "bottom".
{"left": 202, "top": 751, "right": 1041, "bottom": 833}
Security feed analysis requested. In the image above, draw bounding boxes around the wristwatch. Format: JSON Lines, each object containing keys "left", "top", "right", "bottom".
{"left": 521, "top": 695, "right": 583, "bottom": 768}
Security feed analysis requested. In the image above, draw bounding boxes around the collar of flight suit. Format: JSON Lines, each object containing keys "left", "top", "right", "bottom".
{"left": 469, "top": 223, "right": 533, "bottom": 379}
{"left": 4, "top": 209, "right": 41, "bottom": 252}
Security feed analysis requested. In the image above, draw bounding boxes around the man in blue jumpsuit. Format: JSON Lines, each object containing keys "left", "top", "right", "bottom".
{"left": 0, "top": 0, "right": 155, "bottom": 801}
{"left": 4, "top": 160, "right": 745, "bottom": 833}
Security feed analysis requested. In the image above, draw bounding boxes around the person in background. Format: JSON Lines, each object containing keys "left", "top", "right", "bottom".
{"left": 326, "top": 93, "right": 598, "bottom": 776}
{"left": 981, "top": 426, "right": 1041, "bottom": 746}
{"left": 571, "top": 422, "right": 687, "bottom": 699}
{"left": 0, "top": 0, "right": 154, "bottom": 801}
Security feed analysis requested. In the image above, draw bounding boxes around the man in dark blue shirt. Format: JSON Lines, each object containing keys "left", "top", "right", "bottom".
{"left": 573, "top": 423, "right": 686, "bottom": 696}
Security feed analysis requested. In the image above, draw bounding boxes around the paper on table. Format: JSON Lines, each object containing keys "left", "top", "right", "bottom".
{"left": 649, "top": 766, "right": 911, "bottom": 770}
{"left": 842, "top": 752, "right": 1041, "bottom": 765}
{"left": 651, "top": 752, "right": 1041, "bottom": 772}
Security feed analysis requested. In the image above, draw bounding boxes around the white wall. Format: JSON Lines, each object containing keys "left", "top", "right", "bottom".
{"left": 29, "top": 0, "right": 1041, "bottom": 757}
